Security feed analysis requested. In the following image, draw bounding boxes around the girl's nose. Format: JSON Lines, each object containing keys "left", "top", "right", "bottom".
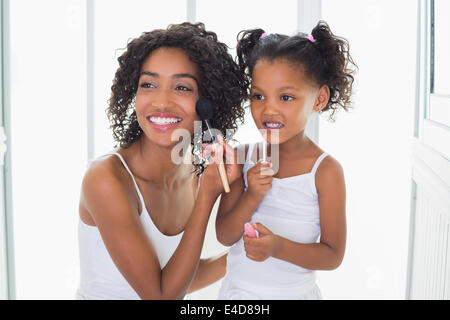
{"left": 262, "top": 101, "right": 280, "bottom": 115}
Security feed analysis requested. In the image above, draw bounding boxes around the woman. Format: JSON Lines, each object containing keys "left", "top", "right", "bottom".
{"left": 76, "top": 22, "right": 246, "bottom": 300}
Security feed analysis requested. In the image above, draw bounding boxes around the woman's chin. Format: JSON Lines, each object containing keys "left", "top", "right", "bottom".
{"left": 144, "top": 133, "right": 192, "bottom": 150}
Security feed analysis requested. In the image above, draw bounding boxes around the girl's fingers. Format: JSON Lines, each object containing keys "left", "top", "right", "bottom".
{"left": 224, "top": 143, "right": 237, "bottom": 164}
{"left": 201, "top": 143, "right": 213, "bottom": 158}
{"left": 250, "top": 170, "right": 274, "bottom": 180}
{"left": 217, "top": 135, "right": 236, "bottom": 163}
{"left": 253, "top": 223, "right": 272, "bottom": 235}
{"left": 210, "top": 143, "right": 224, "bottom": 165}
{"left": 248, "top": 161, "right": 272, "bottom": 174}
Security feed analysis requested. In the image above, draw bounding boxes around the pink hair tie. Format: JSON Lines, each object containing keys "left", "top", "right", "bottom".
{"left": 259, "top": 33, "right": 268, "bottom": 40}
{"left": 307, "top": 34, "right": 316, "bottom": 43}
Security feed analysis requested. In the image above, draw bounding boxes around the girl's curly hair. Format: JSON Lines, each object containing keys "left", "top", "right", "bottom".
{"left": 107, "top": 22, "right": 247, "bottom": 174}
{"left": 236, "top": 20, "right": 357, "bottom": 121}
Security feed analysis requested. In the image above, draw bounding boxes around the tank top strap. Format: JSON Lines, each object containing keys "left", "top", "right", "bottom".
{"left": 107, "top": 151, "right": 146, "bottom": 208}
{"left": 310, "top": 152, "right": 328, "bottom": 176}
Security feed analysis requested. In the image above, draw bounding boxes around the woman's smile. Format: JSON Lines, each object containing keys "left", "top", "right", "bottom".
{"left": 147, "top": 113, "right": 183, "bottom": 131}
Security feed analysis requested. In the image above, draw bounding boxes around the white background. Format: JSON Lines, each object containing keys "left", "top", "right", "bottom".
{"left": 7, "top": 0, "right": 416, "bottom": 299}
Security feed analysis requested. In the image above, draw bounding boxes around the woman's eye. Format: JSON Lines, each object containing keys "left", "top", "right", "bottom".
{"left": 251, "top": 94, "right": 264, "bottom": 100}
{"left": 281, "top": 95, "right": 294, "bottom": 101}
{"left": 176, "top": 85, "right": 192, "bottom": 92}
{"left": 140, "top": 82, "right": 155, "bottom": 89}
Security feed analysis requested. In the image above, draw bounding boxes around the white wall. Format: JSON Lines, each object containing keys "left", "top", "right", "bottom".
{"left": 316, "top": 0, "right": 417, "bottom": 299}
{"left": 9, "top": 0, "right": 87, "bottom": 299}
{"left": 6, "top": 0, "right": 417, "bottom": 299}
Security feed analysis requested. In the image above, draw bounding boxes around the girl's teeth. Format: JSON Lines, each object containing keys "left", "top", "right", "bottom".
{"left": 149, "top": 117, "right": 182, "bottom": 125}
{"left": 265, "top": 122, "right": 283, "bottom": 128}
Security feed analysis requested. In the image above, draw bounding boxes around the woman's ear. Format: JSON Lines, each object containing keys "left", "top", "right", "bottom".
{"left": 314, "top": 85, "right": 330, "bottom": 112}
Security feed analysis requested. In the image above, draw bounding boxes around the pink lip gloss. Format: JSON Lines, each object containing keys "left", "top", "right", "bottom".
{"left": 244, "top": 223, "right": 259, "bottom": 238}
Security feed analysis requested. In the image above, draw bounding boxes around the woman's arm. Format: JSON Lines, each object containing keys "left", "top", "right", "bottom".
{"left": 82, "top": 165, "right": 222, "bottom": 300}
{"left": 187, "top": 251, "right": 227, "bottom": 294}
{"left": 243, "top": 156, "right": 347, "bottom": 270}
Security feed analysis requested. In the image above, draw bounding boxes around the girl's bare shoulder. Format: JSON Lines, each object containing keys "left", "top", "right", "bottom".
{"left": 315, "top": 153, "right": 345, "bottom": 191}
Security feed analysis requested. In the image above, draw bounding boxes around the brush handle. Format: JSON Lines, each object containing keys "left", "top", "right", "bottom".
{"left": 213, "top": 143, "right": 230, "bottom": 193}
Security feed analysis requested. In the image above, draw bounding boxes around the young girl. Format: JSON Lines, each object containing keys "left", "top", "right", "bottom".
{"left": 215, "top": 21, "right": 356, "bottom": 299}
{"left": 76, "top": 22, "right": 245, "bottom": 300}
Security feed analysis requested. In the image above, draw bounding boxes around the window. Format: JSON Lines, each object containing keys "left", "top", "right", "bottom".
{"left": 418, "top": 0, "right": 450, "bottom": 159}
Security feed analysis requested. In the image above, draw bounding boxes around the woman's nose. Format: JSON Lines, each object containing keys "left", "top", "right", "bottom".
{"left": 151, "top": 90, "right": 171, "bottom": 108}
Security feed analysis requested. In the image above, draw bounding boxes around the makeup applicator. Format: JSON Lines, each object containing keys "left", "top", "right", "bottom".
{"left": 196, "top": 98, "right": 230, "bottom": 193}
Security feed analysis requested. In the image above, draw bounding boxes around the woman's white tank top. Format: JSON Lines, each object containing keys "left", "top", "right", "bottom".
{"left": 76, "top": 151, "right": 183, "bottom": 300}
{"left": 219, "top": 143, "right": 328, "bottom": 299}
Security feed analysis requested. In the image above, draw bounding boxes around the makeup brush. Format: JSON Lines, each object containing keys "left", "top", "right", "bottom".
{"left": 196, "top": 98, "right": 230, "bottom": 193}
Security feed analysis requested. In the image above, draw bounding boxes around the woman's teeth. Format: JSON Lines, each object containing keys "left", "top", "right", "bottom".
{"left": 264, "top": 122, "right": 284, "bottom": 128}
{"left": 149, "top": 117, "right": 182, "bottom": 125}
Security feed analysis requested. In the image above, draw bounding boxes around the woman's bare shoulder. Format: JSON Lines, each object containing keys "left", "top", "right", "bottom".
{"left": 80, "top": 154, "right": 138, "bottom": 224}
{"left": 82, "top": 155, "right": 124, "bottom": 191}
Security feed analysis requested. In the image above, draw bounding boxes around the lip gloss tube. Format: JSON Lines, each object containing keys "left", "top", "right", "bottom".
{"left": 244, "top": 223, "right": 259, "bottom": 238}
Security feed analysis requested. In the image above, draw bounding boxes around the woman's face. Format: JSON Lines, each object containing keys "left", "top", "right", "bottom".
{"left": 135, "top": 47, "right": 200, "bottom": 148}
{"left": 250, "top": 58, "right": 327, "bottom": 145}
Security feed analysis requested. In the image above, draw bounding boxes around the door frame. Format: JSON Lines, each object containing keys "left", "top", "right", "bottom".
{"left": 1, "top": 0, "right": 15, "bottom": 300}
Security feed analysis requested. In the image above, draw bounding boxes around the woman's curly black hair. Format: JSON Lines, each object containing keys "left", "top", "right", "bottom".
{"left": 107, "top": 22, "right": 247, "bottom": 174}
{"left": 236, "top": 20, "right": 357, "bottom": 121}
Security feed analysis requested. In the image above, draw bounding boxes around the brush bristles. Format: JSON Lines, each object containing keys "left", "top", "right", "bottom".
{"left": 196, "top": 98, "right": 214, "bottom": 120}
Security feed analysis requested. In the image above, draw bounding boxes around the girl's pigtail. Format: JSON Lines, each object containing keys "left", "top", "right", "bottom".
{"left": 310, "top": 21, "right": 357, "bottom": 117}
{"left": 236, "top": 28, "right": 266, "bottom": 76}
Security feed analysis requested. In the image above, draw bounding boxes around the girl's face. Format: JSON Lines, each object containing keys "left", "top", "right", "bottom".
{"left": 250, "top": 58, "right": 329, "bottom": 145}
{"left": 135, "top": 47, "right": 200, "bottom": 148}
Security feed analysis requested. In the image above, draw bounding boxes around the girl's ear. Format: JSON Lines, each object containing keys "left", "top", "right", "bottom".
{"left": 314, "top": 85, "right": 330, "bottom": 112}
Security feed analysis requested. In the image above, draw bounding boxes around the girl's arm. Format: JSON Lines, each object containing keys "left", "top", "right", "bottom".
{"left": 215, "top": 174, "right": 255, "bottom": 246}
{"left": 215, "top": 144, "right": 273, "bottom": 246}
{"left": 244, "top": 156, "right": 346, "bottom": 270}
{"left": 187, "top": 251, "right": 227, "bottom": 293}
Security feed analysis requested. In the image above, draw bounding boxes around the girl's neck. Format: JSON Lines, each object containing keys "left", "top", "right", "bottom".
{"left": 272, "top": 130, "right": 311, "bottom": 159}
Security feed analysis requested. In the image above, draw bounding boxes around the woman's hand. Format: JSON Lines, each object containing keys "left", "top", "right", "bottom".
{"left": 243, "top": 223, "right": 281, "bottom": 262}
{"left": 199, "top": 135, "right": 242, "bottom": 199}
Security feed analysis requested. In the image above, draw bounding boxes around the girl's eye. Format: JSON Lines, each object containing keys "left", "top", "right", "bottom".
{"left": 251, "top": 94, "right": 264, "bottom": 100}
{"left": 281, "top": 95, "right": 294, "bottom": 101}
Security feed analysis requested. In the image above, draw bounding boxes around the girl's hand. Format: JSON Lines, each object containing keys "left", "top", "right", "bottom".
{"left": 243, "top": 223, "right": 281, "bottom": 262}
{"left": 199, "top": 135, "right": 242, "bottom": 199}
{"left": 246, "top": 160, "right": 274, "bottom": 202}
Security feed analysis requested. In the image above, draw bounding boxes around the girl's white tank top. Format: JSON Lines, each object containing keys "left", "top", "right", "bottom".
{"left": 76, "top": 151, "right": 183, "bottom": 300}
{"left": 219, "top": 143, "right": 328, "bottom": 299}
